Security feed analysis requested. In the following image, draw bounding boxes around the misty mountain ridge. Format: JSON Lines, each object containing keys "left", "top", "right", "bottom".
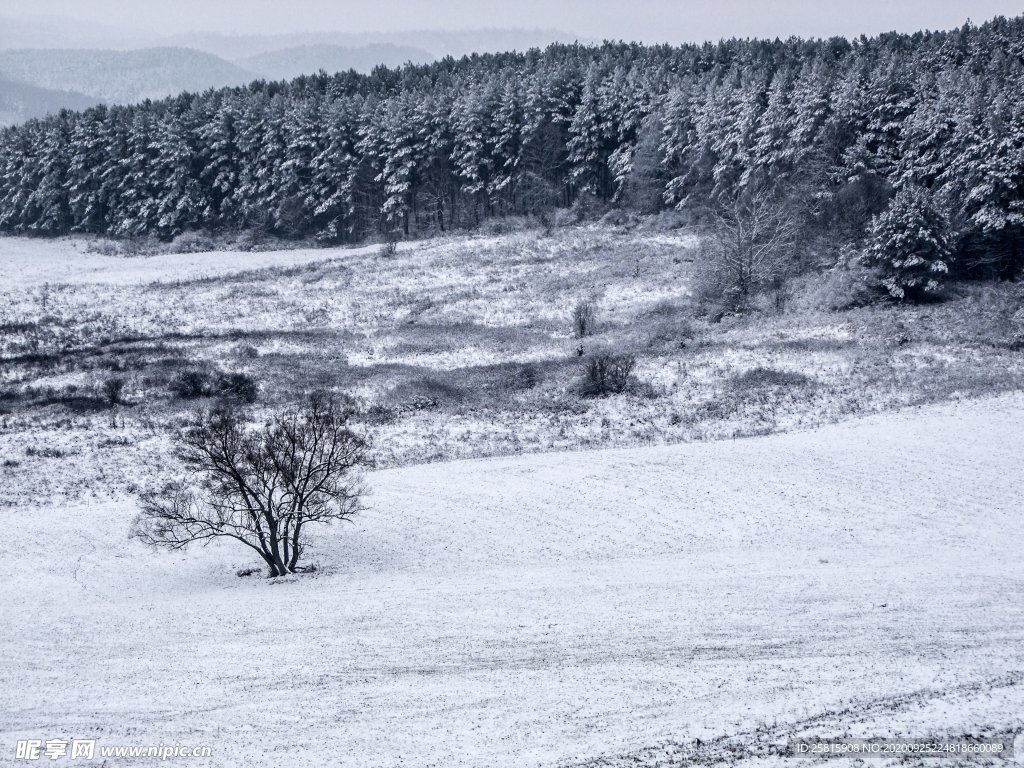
{"left": 0, "top": 47, "right": 256, "bottom": 105}
{"left": 0, "top": 76, "right": 99, "bottom": 126}
{"left": 0, "top": 15, "right": 582, "bottom": 58}
{"left": 163, "top": 28, "right": 585, "bottom": 60}
{"left": 0, "top": 22, "right": 583, "bottom": 125}
{"left": 237, "top": 44, "right": 435, "bottom": 80}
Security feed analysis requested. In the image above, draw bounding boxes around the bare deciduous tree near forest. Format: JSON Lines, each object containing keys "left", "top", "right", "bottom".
{"left": 132, "top": 392, "right": 370, "bottom": 577}
{"left": 705, "top": 186, "right": 799, "bottom": 307}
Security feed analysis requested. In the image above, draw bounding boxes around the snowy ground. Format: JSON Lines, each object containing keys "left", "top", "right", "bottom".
{"left": 0, "top": 235, "right": 418, "bottom": 289}
{"left": 3, "top": 229, "right": 1022, "bottom": 473}
{"left": 3, "top": 393, "right": 1023, "bottom": 767}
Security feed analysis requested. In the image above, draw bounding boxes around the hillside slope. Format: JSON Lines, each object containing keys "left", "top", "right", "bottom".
{"left": 0, "top": 47, "right": 257, "bottom": 105}
{"left": 2, "top": 394, "right": 1023, "bottom": 766}
{"left": 0, "top": 76, "right": 99, "bottom": 125}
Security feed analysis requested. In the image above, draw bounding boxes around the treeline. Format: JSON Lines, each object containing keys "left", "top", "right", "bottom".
{"left": 0, "top": 16, "right": 1022, "bottom": 278}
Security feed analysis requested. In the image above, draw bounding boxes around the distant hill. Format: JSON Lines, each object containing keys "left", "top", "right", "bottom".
{"left": 0, "top": 76, "right": 99, "bottom": 126}
{"left": 238, "top": 43, "right": 434, "bottom": 79}
{"left": 168, "top": 28, "right": 583, "bottom": 61}
{"left": 0, "top": 47, "right": 258, "bottom": 106}
{"left": 0, "top": 27, "right": 584, "bottom": 126}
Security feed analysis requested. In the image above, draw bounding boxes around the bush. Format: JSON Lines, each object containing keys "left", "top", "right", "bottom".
{"left": 170, "top": 370, "right": 258, "bottom": 403}
{"left": 215, "top": 372, "right": 258, "bottom": 404}
{"left": 25, "top": 446, "right": 67, "bottom": 458}
{"left": 571, "top": 300, "right": 598, "bottom": 339}
{"left": 169, "top": 231, "right": 216, "bottom": 254}
{"left": 380, "top": 231, "right": 399, "bottom": 258}
{"left": 509, "top": 363, "right": 541, "bottom": 391}
{"left": 235, "top": 230, "right": 268, "bottom": 252}
{"left": 387, "top": 375, "right": 467, "bottom": 411}
{"left": 863, "top": 185, "right": 952, "bottom": 301}
{"left": 101, "top": 377, "right": 125, "bottom": 407}
{"left": 580, "top": 352, "right": 636, "bottom": 397}
{"left": 477, "top": 215, "right": 537, "bottom": 235}
{"left": 643, "top": 300, "right": 697, "bottom": 348}
{"left": 169, "top": 370, "right": 211, "bottom": 399}
{"left": 28, "top": 385, "right": 107, "bottom": 412}
{"left": 362, "top": 403, "right": 399, "bottom": 425}
{"left": 793, "top": 252, "right": 880, "bottom": 311}
{"left": 731, "top": 367, "right": 812, "bottom": 389}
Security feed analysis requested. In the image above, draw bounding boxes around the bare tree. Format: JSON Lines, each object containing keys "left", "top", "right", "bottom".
{"left": 571, "top": 299, "right": 598, "bottom": 339}
{"left": 132, "top": 392, "right": 370, "bottom": 577}
{"left": 705, "top": 185, "right": 798, "bottom": 307}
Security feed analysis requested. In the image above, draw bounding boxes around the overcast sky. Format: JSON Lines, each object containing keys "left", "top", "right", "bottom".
{"left": 3, "top": 0, "right": 1023, "bottom": 42}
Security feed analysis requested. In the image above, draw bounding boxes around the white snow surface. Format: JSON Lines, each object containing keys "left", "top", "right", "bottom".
{"left": 0, "top": 236, "right": 417, "bottom": 289}
{"left": 2, "top": 394, "right": 1024, "bottom": 766}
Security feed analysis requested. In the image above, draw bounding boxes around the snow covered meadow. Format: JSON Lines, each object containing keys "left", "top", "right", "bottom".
{"left": 2, "top": 228, "right": 1024, "bottom": 766}
{"left": 2, "top": 225, "right": 1022, "bottom": 492}
{"left": 3, "top": 395, "right": 1024, "bottom": 767}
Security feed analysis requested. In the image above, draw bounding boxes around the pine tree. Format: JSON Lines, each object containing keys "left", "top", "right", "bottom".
{"left": 0, "top": 19, "right": 1021, "bottom": 251}
{"left": 151, "top": 111, "right": 206, "bottom": 239}
{"left": 957, "top": 70, "right": 1024, "bottom": 278}
{"left": 864, "top": 185, "right": 952, "bottom": 300}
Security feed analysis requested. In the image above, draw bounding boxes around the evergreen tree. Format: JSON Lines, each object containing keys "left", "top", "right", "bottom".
{"left": 864, "top": 185, "right": 952, "bottom": 300}
{"left": 0, "top": 16, "right": 1020, "bottom": 258}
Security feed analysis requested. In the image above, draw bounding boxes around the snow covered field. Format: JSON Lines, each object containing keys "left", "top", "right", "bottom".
{"left": 0, "top": 235, "right": 417, "bottom": 289}
{"left": 3, "top": 393, "right": 1023, "bottom": 767}
{"left": 4, "top": 229, "right": 1022, "bottom": 475}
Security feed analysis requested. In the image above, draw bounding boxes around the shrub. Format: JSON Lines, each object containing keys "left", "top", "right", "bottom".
{"left": 580, "top": 352, "right": 636, "bottom": 397}
{"left": 571, "top": 300, "right": 598, "bottom": 339}
{"left": 863, "top": 185, "right": 952, "bottom": 301}
{"left": 29, "top": 385, "right": 107, "bottom": 412}
{"left": 643, "top": 301, "right": 697, "bottom": 348}
{"left": 169, "top": 370, "right": 257, "bottom": 402}
{"left": 101, "top": 377, "right": 125, "bottom": 407}
{"left": 477, "top": 215, "right": 536, "bottom": 235}
{"left": 235, "top": 230, "right": 268, "bottom": 252}
{"left": 215, "top": 372, "right": 258, "bottom": 404}
{"left": 25, "top": 446, "right": 67, "bottom": 458}
{"left": 510, "top": 363, "right": 541, "bottom": 391}
{"left": 362, "top": 403, "right": 399, "bottom": 425}
{"left": 793, "top": 252, "right": 880, "bottom": 311}
{"left": 387, "top": 375, "right": 467, "bottom": 411}
{"left": 169, "top": 370, "right": 211, "bottom": 399}
{"left": 380, "top": 231, "right": 399, "bottom": 258}
{"left": 731, "top": 367, "right": 812, "bottom": 389}
{"left": 169, "top": 231, "right": 216, "bottom": 254}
